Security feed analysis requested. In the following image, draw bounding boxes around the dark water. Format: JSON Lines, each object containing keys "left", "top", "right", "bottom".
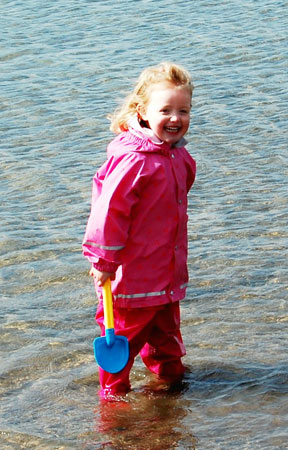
{"left": 1, "top": 0, "right": 287, "bottom": 448}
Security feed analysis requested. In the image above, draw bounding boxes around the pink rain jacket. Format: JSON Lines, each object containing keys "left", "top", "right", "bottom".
{"left": 83, "top": 124, "right": 196, "bottom": 308}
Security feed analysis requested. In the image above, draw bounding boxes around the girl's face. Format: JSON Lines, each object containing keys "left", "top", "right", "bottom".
{"left": 140, "top": 82, "right": 192, "bottom": 146}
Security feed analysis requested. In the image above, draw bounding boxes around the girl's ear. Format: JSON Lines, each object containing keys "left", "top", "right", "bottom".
{"left": 136, "top": 103, "right": 147, "bottom": 121}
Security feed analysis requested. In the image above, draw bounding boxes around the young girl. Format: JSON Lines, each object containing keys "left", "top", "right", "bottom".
{"left": 83, "top": 62, "right": 196, "bottom": 400}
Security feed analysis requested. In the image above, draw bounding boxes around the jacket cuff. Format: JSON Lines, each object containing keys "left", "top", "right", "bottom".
{"left": 93, "top": 258, "right": 119, "bottom": 273}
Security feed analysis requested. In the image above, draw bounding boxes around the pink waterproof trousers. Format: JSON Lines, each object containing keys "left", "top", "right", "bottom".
{"left": 95, "top": 301, "right": 186, "bottom": 398}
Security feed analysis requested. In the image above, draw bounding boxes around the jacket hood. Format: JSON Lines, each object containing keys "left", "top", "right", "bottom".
{"left": 107, "top": 116, "right": 188, "bottom": 158}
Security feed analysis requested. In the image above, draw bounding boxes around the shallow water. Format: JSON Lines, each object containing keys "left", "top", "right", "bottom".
{"left": 1, "top": 0, "right": 287, "bottom": 449}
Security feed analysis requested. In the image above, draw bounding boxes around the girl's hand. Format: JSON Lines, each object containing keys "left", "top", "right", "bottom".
{"left": 89, "top": 266, "right": 114, "bottom": 287}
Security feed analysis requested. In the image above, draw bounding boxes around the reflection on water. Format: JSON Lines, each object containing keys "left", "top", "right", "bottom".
{"left": 92, "top": 387, "right": 197, "bottom": 450}
{"left": 1, "top": 0, "right": 287, "bottom": 448}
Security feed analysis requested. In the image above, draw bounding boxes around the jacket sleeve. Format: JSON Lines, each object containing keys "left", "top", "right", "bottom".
{"left": 82, "top": 152, "right": 146, "bottom": 269}
{"left": 185, "top": 151, "right": 196, "bottom": 192}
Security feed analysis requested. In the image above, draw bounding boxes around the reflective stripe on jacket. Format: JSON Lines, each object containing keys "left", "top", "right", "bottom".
{"left": 82, "top": 129, "right": 196, "bottom": 308}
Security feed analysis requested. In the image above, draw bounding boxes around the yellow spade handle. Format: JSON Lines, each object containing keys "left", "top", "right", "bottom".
{"left": 102, "top": 279, "right": 114, "bottom": 330}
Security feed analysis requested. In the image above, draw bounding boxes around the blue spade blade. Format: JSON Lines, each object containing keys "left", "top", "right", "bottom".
{"left": 93, "top": 329, "right": 129, "bottom": 374}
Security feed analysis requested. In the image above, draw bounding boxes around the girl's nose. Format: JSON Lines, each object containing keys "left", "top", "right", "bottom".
{"left": 170, "top": 114, "right": 179, "bottom": 122}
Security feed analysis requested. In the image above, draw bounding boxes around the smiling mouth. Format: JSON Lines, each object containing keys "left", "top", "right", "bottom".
{"left": 165, "top": 126, "right": 181, "bottom": 133}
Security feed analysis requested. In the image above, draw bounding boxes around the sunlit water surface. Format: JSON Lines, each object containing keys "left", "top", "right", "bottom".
{"left": 1, "top": 0, "right": 287, "bottom": 449}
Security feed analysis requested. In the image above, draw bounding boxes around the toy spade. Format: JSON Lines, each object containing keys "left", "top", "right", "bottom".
{"left": 93, "top": 279, "right": 129, "bottom": 374}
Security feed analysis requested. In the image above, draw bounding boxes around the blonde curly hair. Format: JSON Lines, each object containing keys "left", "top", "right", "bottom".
{"left": 109, "top": 62, "right": 193, "bottom": 134}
